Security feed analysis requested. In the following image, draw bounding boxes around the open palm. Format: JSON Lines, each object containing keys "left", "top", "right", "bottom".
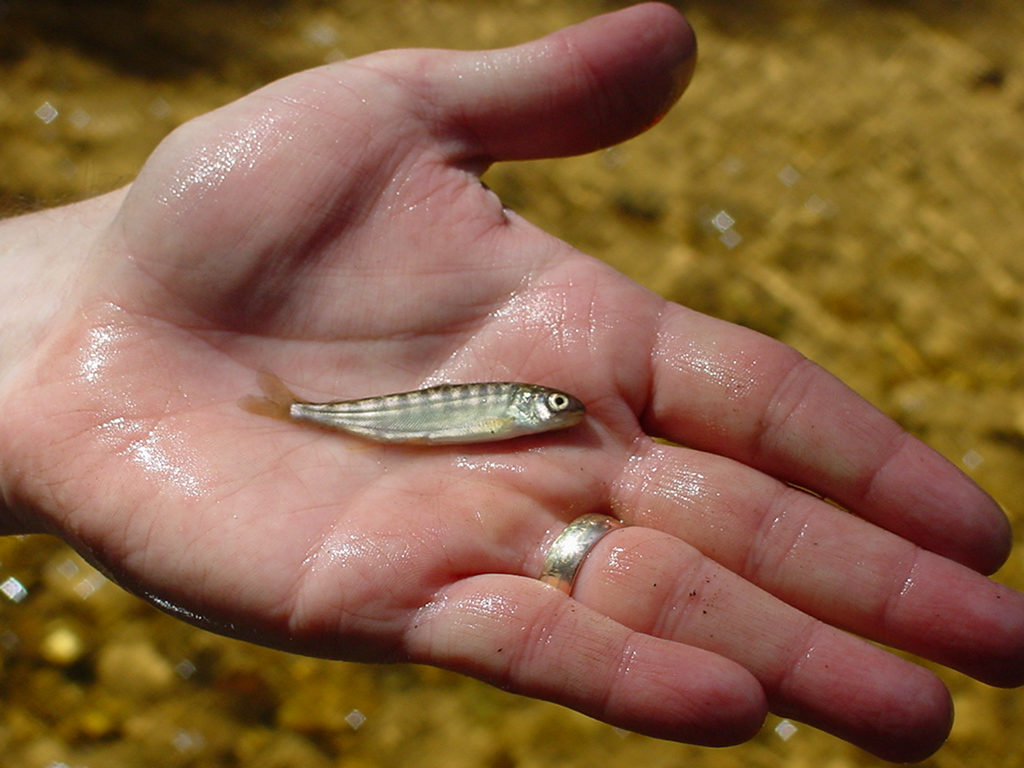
{"left": 1, "top": 5, "right": 1021, "bottom": 762}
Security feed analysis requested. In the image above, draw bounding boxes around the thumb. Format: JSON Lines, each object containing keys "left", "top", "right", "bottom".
{"left": 390, "top": 2, "right": 697, "bottom": 161}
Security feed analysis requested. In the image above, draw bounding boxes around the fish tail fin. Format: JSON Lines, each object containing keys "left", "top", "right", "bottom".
{"left": 238, "top": 368, "right": 300, "bottom": 422}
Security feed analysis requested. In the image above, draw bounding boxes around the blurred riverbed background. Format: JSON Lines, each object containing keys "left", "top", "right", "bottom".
{"left": 1, "top": 1, "right": 1023, "bottom": 766}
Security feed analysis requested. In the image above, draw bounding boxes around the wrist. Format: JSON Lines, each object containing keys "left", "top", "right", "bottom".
{"left": 0, "top": 191, "right": 126, "bottom": 391}
{"left": 0, "top": 189, "right": 127, "bottom": 534}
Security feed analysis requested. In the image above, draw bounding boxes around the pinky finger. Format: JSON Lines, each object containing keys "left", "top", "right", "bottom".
{"left": 404, "top": 573, "right": 767, "bottom": 747}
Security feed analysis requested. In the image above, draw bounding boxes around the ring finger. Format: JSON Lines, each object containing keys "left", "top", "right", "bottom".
{"left": 555, "top": 518, "right": 951, "bottom": 762}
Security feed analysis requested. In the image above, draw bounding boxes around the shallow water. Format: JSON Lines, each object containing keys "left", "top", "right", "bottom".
{"left": 2, "top": 1, "right": 1022, "bottom": 766}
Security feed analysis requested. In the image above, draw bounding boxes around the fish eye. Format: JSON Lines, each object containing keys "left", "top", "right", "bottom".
{"left": 547, "top": 393, "right": 571, "bottom": 411}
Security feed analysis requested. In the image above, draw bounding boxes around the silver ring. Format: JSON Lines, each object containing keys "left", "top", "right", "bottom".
{"left": 539, "top": 514, "right": 624, "bottom": 595}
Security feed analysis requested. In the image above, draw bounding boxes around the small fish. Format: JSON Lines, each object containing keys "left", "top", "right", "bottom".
{"left": 240, "top": 370, "right": 586, "bottom": 445}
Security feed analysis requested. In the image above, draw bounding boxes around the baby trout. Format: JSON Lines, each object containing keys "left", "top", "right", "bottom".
{"left": 240, "top": 370, "right": 586, "bottom": 445}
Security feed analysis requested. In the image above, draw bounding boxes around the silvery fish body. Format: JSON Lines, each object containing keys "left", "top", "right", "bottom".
{"left": 241, "top": 370, "right": 585, "bottom": 445}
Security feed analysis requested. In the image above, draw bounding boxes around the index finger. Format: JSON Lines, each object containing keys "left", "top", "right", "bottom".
{"left": 644, "top": 303, "right": 1011, "bottom": 573}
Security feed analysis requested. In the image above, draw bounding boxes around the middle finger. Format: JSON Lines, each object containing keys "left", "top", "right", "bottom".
{"left": 611, "top": 440, "right": 1023, "bottom": 685}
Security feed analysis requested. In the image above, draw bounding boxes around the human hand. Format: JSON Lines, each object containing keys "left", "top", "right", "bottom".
{"left": 1, "top": 3, "right": 1021, "bottom": 761}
